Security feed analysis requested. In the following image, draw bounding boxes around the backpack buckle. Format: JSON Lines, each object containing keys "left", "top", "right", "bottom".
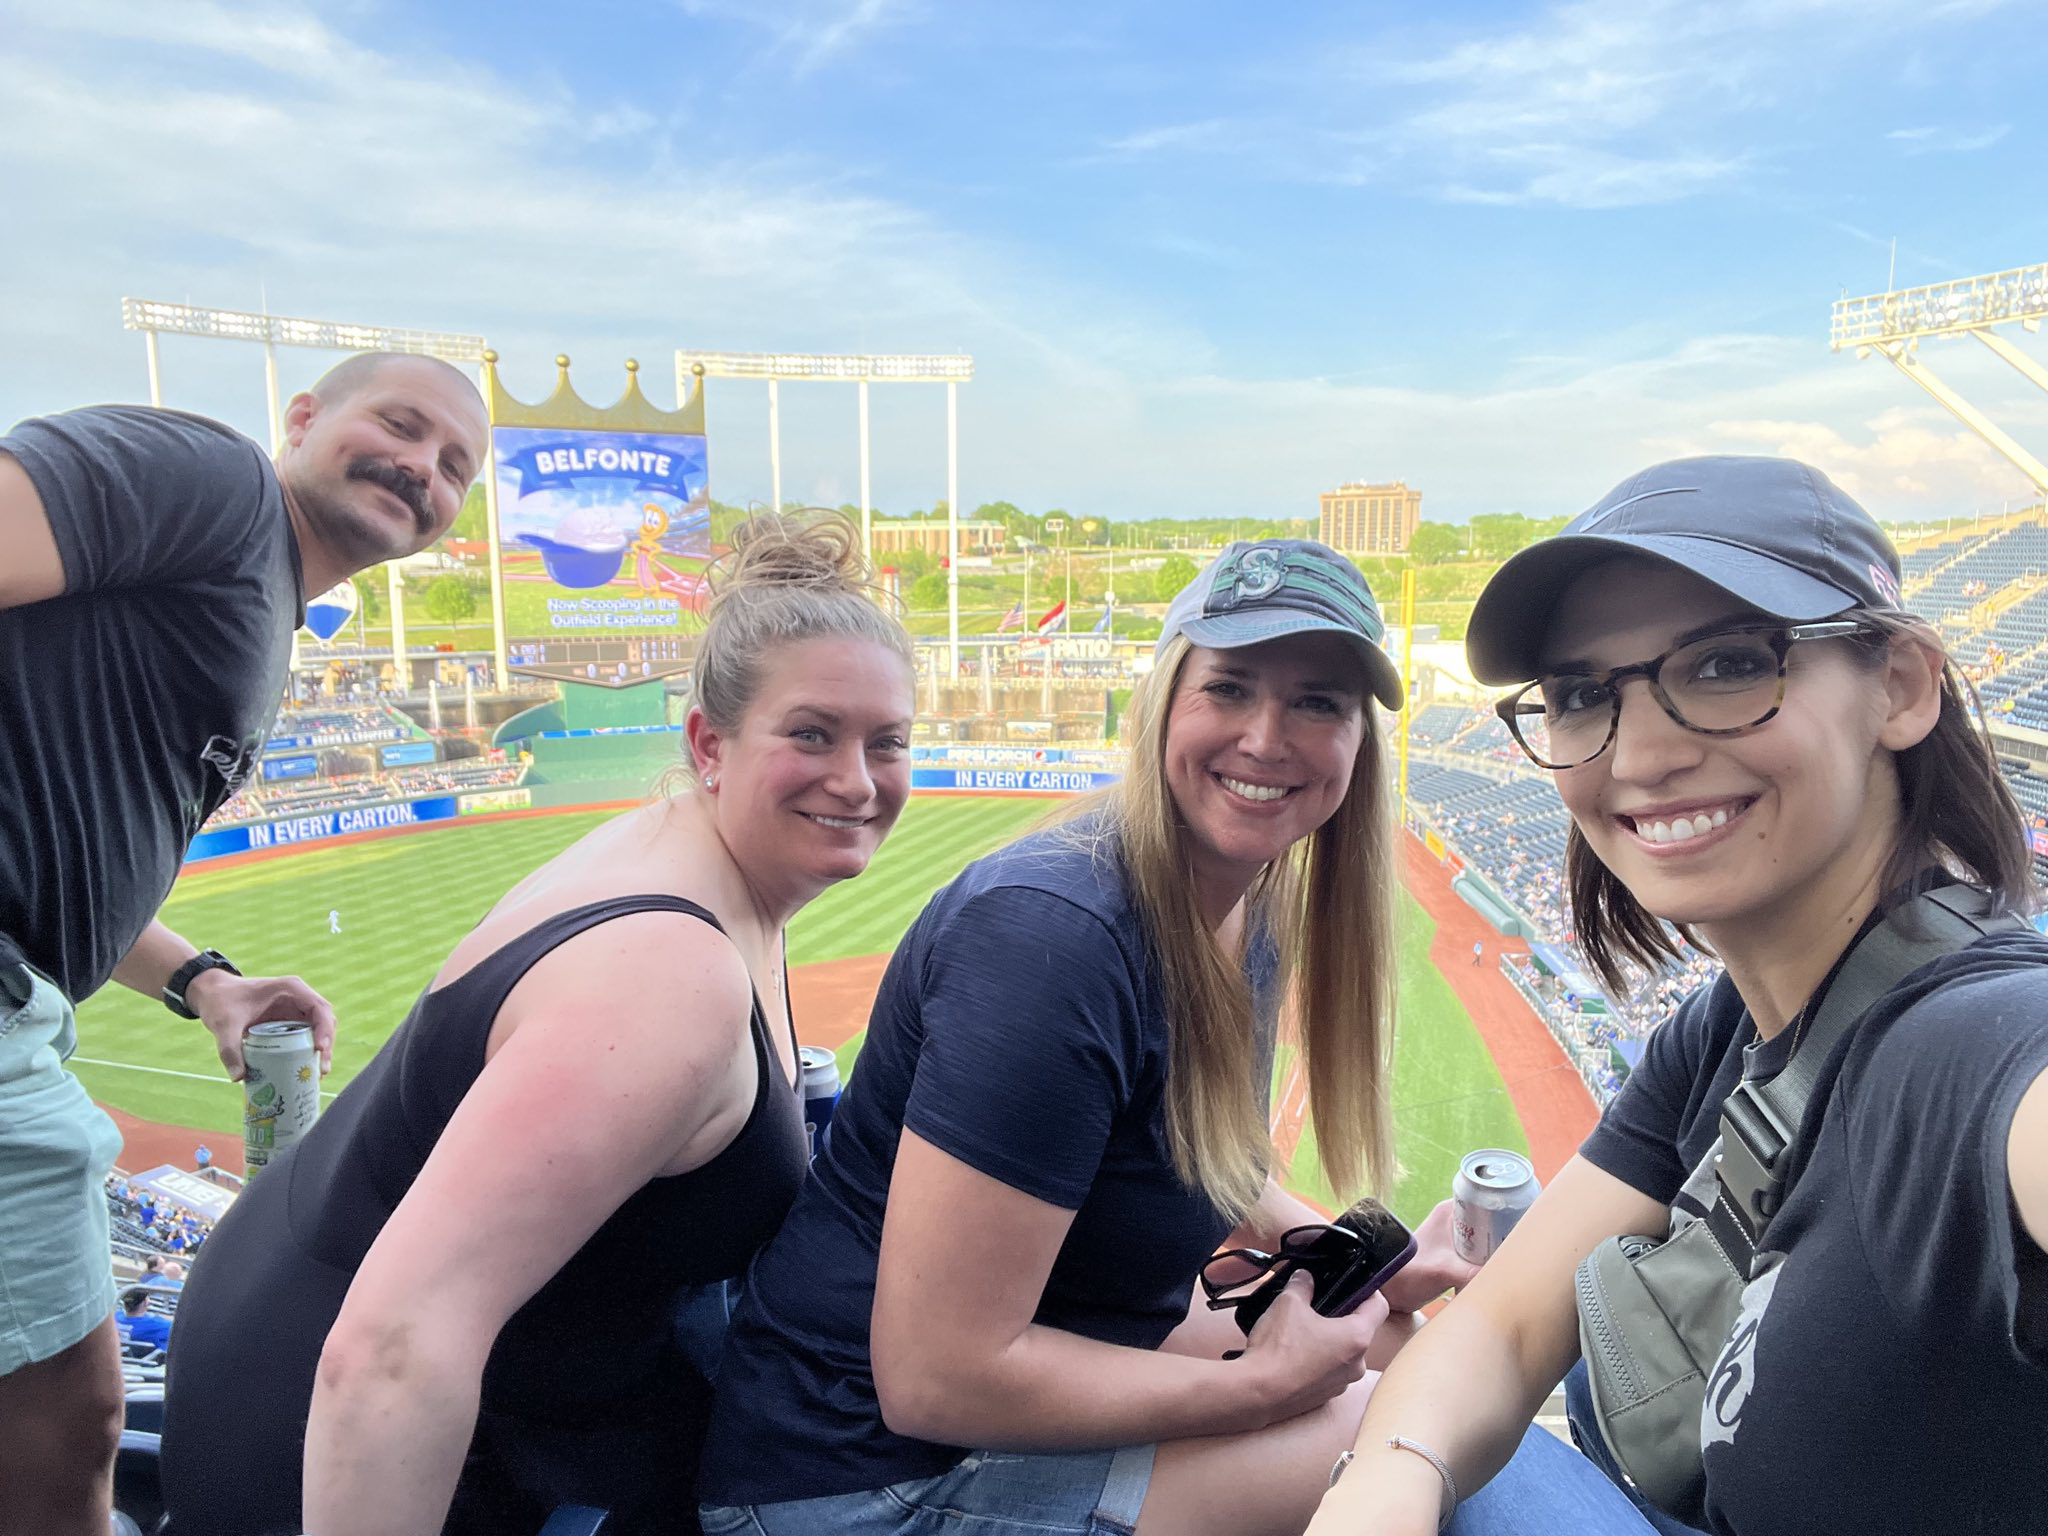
{"left": 1716, "top": 1080, "right": 1791, "bottom": 1238}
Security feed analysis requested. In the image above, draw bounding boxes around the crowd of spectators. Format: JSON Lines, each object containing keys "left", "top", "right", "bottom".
{"left": 105, "top": 1173, "right": 214, "bottom": 1264}
{"left": 263, "top": 703, "right": 413, "bottom": 744}
{"left": 207, "top": 760, "right": 527, "bottom": 827}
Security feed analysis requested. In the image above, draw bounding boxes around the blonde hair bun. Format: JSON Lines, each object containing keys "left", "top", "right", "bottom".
{"left": 711, "top": 511, "right": 871, "bottom": 605}
{"left": 688, "top": 509, "right": 912, "bottom": 742}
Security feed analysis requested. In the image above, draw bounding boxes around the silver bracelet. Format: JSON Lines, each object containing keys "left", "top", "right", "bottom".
{"left": 1384, "top": 1437, "right": 1458, "bottom": 1531}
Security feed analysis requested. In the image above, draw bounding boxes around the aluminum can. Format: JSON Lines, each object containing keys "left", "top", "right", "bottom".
{"left": 242, "top": 1022, "right": 321, "bottom": 1181}
{"left": 1452, "top": 1148, "right": 1539, "bottom": 1263}
{"left": 799, "top": 1045, "right": 842, "bottom": 1159}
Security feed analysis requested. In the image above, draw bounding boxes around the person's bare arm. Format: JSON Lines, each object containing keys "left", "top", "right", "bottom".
{"left": 1227, "top": 1174, "right": 1323, "bottom": 1250}
{"left": 1306, "top": 1155, "right": 1667, "bottom": 1534}
{"left": 302, "top": 913, "right": 757, "bottom": 1536}
{"left": 869, "top": 1129, "right": 1386, "bottom": 1452}
{"left": 0, "top": 453, "right": 64, "bottom": 608}
{"left": 111, "top": 919, "right": 338, "bottom": 1078}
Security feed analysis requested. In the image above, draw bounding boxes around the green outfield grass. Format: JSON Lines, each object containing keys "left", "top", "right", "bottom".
{"left": 71, "top": 797, "right": 1520, "bottom": 1228}
{"left": 71, "top": 797, "right": 1042, "bottom": 1133}
{"left": 1279, "top": 887, "right": 1529, "bottom": 1225}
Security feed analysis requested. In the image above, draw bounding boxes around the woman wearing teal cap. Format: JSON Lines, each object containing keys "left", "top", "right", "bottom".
{"left": 700, "top": 540, "right": 1474, "bottom": 1536}
{"left": 1310, "top": 457, "right": 2047, "bottom": 1536}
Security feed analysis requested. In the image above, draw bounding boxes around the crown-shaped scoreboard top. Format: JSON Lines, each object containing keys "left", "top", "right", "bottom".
{"left": 483, "top": 352, "right": 707, "bottom": 436}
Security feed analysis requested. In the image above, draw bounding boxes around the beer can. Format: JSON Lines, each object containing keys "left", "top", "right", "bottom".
{"left": 242, "top": 1023, "right": 321, "bottom": 1181}
{"left": 1452, "top": 1149, "right": 1539, "bottom": 1264}
{"left": 799, "top": 1045, "right": 842, "bottom": 1159}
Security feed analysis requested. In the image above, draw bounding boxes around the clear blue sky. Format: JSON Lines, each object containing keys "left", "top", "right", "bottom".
{"left": 4, "top": 0, "right": 2045, "bottom": 524}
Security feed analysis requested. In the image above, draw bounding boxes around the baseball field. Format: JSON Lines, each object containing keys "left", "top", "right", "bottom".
{"left": 72, "top": 796, "right": 1532, "bottom": 1225}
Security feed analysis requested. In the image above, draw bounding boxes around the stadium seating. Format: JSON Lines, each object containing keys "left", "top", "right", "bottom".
{"left": 1907, "top": 520, "right": 2048, "bottom": 623}
{"left": 1407, "top": 703, "right": 1470, "bottom": 747}
{"left": 112, "top": 1429, "right": 165, "bottom": 1534}
{"left": 208, "top": 761, "right": 528, "bottom": 827}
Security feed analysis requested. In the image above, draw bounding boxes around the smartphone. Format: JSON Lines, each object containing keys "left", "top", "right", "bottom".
{"left": 1314, "top": 1198, "right": 1417, "bottom": 1317}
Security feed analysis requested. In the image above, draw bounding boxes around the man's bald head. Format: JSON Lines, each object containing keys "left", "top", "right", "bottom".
{"left": 310, "top": 351, "right": 483, "bottom": 412}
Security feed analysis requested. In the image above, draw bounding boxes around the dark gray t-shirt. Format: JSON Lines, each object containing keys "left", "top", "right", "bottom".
{"left": 0, "top": 406, "right": 302, "bottom": 1002}
{"left": 1582, "top": 921, "right": 2048, "bottom": 1536}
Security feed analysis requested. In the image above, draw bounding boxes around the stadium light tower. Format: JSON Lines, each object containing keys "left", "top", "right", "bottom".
{"left": 676, "top": 350, "right": 976, "bottom": 675}
{"left": 122, "top": 298, "right": 488, "bottom": 451}
{"left": 1830, "top": 263, "right": 2048, "bottom": 495}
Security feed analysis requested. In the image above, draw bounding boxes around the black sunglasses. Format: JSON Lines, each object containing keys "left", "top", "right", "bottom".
{"left": 1201, "top": 1200, "right": 1416, "bottom": 1349}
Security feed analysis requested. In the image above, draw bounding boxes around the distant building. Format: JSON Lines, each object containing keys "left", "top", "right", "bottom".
{"left": 1320, "top": 481, "right": 1421, "bottom": 554}
{"left": 871, "top": 519, "right": 1008, "bottom": 559}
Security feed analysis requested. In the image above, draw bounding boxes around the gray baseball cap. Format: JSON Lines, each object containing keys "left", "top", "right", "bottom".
{"left": 1157, "top": 539, "right": 1405, "bottom": 711}
{"left": 1466, "top": 456, "right": 1906, "bottom": 685}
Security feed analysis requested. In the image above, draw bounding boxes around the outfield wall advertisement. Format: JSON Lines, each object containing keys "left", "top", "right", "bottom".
{"left": 911, "top": 767, "right": 1120, "bottom": 794}
{"left": 495, "top": 426, "right": 712, "bottom": 642}
{"left": 186, "top": 795, "right": 462, "bottom": 864}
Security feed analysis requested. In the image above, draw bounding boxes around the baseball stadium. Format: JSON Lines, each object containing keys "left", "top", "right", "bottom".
{"left": 54, "top": 266, "right": 2048, "bottom": 1534}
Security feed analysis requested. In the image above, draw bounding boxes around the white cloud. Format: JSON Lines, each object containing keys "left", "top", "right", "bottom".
{"left": 1, "top": 0, "right": 2040, "bottom": 532}
{"left": 1439, "top": 147, "right": 1748, "bottom": 210}
{"left": 672, "top": 0, "right": 921, "bottom": 78}
{"left": 1699, "top": 408, "right": 2033, "bottom": 506}
{"left": 1093, "top": 119, "right": 1234, "bottom": 161}
{"left": 1081, "top": 0, "right": 2012, "bottom": 209}
{"left": 1885, "top": 123, "right": 2012, "bottom": 154}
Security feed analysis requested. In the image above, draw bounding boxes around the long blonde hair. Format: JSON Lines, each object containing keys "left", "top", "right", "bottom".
{"left": 1059, "top": 634, "right": 1398, "bottom": 1220}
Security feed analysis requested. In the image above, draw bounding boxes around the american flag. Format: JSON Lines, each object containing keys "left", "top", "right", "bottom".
{"left": 996, "top": 600, "right": 1024, "bottom": 633}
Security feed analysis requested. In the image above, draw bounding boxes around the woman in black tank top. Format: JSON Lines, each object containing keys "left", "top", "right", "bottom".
{"left": 161, "top": 514, "right": 917, "bottom": 1536}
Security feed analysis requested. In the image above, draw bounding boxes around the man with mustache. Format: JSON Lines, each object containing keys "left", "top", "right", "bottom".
{"left": 0, "top": 351, "right": 488, "bottom": 1533}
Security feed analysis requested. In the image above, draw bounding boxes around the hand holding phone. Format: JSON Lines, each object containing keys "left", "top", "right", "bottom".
{"left": 1208, "top": 1198, "right": 1418, "bottom": 1345}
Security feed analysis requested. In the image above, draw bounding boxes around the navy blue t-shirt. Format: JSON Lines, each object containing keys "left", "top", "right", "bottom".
{"left": 1582, "top": 924, "right": 2048, "bottom": 1536}
{"left": 699, "top": 826, "right": 1277, "bottom": 1505}
{"left": 0, "top": 406, "right": 301, "bottom": 1002}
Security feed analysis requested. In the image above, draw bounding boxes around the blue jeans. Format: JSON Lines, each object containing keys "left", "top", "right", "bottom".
{"left": 1551, "top": 1361, "right": 1712, "bottom": 1536}
{"left": 701, "top": 1442, "right": 1154, "bottom": 1535}
{"left": 1443, "top": 1422, "right": 1667, "bottom": 1535}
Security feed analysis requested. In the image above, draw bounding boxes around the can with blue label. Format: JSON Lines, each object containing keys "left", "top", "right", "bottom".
{"left": 799, "top": 1045, "right": 841, "bottom": 1159}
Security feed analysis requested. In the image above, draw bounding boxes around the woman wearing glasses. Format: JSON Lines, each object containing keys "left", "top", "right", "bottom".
{"left": 1309, "top": 457, "right": 2048, "bottom": 1536}
{"left": 699, "top": 541, "right": 1472, "bottom": 1536}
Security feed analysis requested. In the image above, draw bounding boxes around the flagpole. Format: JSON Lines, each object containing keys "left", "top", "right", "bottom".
{"left": 1042, "top": 618, "right": 1053, "bottom": 717}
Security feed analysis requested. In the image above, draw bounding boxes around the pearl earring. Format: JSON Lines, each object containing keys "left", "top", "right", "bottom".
{"left": 704, "top": 773, "right": 717, "bottom": 790}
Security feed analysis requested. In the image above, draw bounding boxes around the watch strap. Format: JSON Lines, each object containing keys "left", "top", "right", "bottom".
{"left": 163, "top": 950, "right": 239, "bottom": 1019}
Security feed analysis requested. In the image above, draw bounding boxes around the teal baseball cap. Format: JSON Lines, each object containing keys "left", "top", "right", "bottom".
{"left": 1157, "top": 539, "right": 1405, "bottom": 711}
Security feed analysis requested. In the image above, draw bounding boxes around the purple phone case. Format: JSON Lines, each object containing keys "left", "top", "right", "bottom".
{"left": 1316, "top": 1234, "right": 1418, "bottom": 1316}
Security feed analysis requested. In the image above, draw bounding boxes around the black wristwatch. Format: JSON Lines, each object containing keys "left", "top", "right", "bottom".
{"left": 163, "top": 950, "right": 240, "bottom": 1019}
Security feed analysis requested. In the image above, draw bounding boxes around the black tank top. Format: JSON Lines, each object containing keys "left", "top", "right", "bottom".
{"left": 290, "top": 895, "right": 807, "bottom": 1414}
{"left": 162, "top": 895, "right": 809, "bottom": 1535}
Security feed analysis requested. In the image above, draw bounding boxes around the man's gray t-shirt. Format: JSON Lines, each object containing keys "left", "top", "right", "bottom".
{"left": 0, "top": 406, "right": 303, "bottom": 1002}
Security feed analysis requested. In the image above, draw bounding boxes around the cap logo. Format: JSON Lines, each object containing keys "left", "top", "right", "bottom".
{"left": 1232, "top": 545, "right": 1286, "bottom": 603}
{"left": 1867, "top": 562, "right": 1901, "bottom": 607}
